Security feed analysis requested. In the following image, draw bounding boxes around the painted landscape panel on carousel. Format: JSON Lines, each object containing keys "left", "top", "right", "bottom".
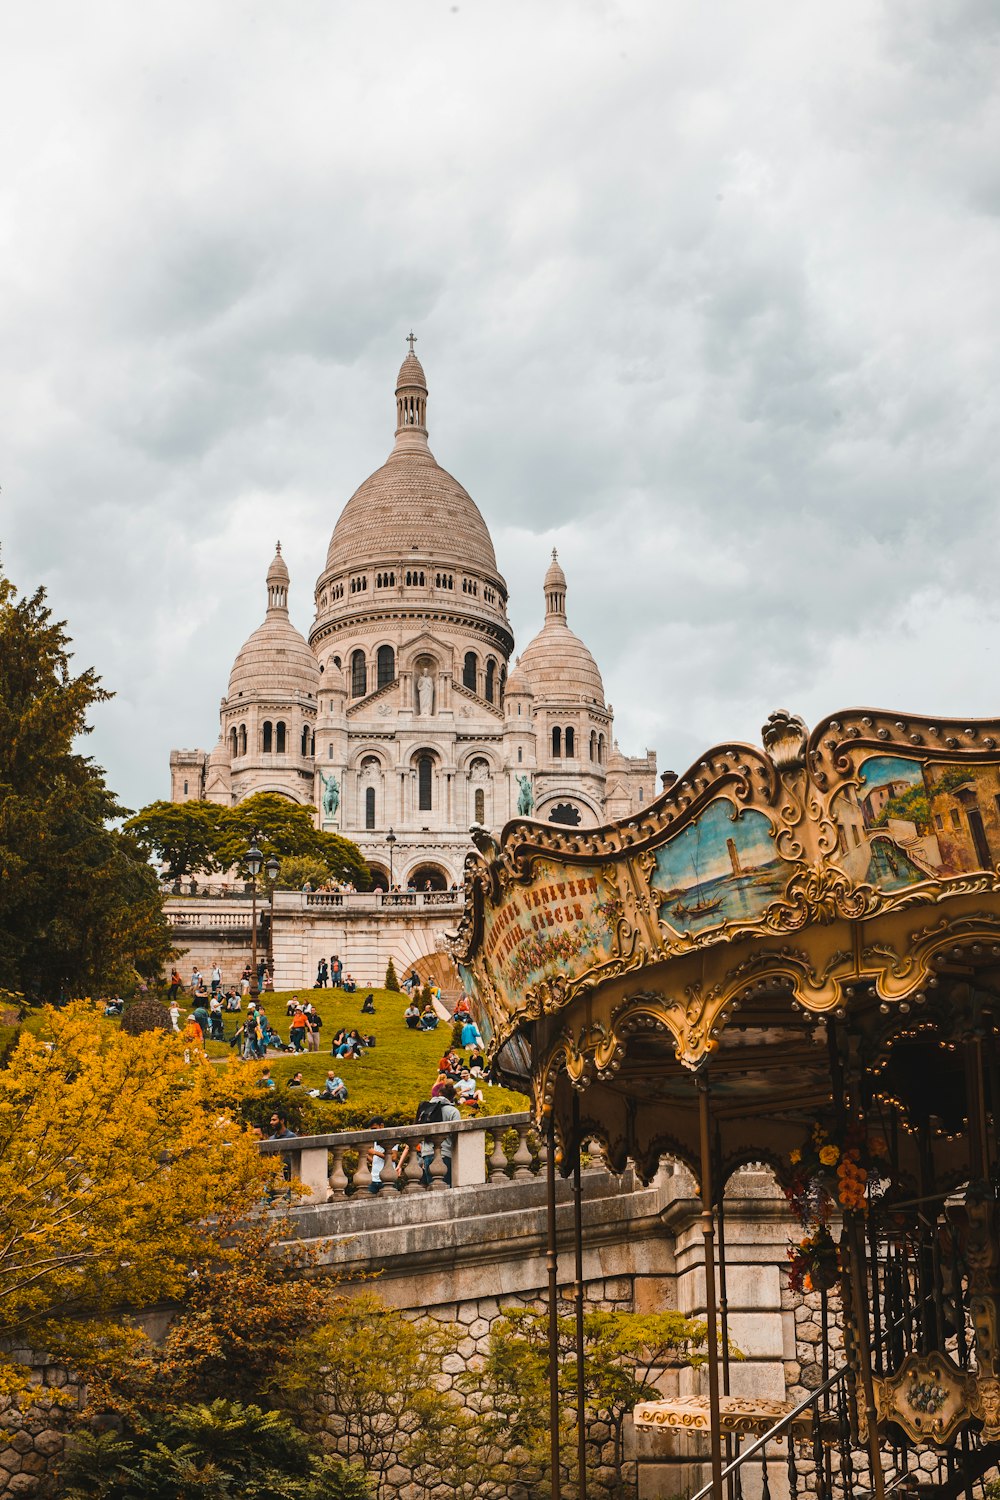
{"left": 652, "top": 800, "right": 788, "bottom": 934}
{"left": 478, "top": 860, "right": 620, "bottom": 996}
{"left": 832, "top": 754, "right": 1000, "bottom": 892}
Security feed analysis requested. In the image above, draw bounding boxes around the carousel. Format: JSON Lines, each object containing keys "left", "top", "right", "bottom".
{"left": 455, "top": 707, "right": 1000, "bottom": 1499}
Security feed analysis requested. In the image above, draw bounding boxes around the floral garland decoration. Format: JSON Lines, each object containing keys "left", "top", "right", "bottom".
{"left": 786, "top": 1121, "right": 890, "bottom": 1226}
{"left": 787, "top": 1224, "right": 841, "bottom": 1295}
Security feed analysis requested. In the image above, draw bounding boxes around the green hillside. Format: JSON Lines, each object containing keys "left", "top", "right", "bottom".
{"left": 196, "top": 985, "right": 528, "bottom": 1128}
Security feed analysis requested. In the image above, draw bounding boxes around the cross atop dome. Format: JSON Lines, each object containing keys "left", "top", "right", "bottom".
{"left": 406, "top": 331, "right": 417, "bottom": 354}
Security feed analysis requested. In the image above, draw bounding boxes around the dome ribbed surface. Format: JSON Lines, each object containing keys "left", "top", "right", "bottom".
{"left": 396, "top": 352, "right": 427, "bottom": 391}
{"left": 517, "top": 622, "right": 605, "bottom": 706}
{"left": 228, "top": 613, "right": 320, "bottom": 700}
{"left": 325, "top": 448, "right": 500, "bottom": 575}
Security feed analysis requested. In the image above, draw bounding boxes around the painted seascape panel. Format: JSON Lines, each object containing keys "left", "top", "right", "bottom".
{"left": 832, "top": 754, "right": 1000, "bottom": 893}
{"left": 652, "top": 799, "right": 788, "bottom": 935}
{"left": 478, "top": 860, "right": 621, "bottom": 999}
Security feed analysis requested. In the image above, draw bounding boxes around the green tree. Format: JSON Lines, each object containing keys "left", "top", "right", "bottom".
{"left": 0, "top": 569, "right": 171, "bottom": 999}
{"left": 123, "top": 799, "right": 224, "bottom": 883}
{"left": 271, "top": 854, "right": 332, "bottom": 891}
{"left": 476, "top": 1305, "right": 712, "bottom": 1497}
{"left": 874, "top": 784, "right": 931, "bottom": 834}
{"left": 279, "top": 1292, "right": 476, "bottom": 1500}
{"left": 219, "top": 793, "right": 371, "bottom": 889}
{"left": 60, "top": 1400, "right": 371, "bottom": 1500}
{"left": 384, "top": 956, "right": 400, "bottom": 992}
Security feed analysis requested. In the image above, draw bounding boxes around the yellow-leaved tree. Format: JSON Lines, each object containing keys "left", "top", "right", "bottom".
{"left": 0, "top": 1003, "right": 274, "bottom": 1393}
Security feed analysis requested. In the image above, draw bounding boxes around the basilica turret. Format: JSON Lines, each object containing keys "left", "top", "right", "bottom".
{"left": 219, "top": 544, "right": 319, "bottom": 805}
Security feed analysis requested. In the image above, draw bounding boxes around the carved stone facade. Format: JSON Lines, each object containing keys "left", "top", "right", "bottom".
{"left": 169, "top": 344, "right": 656, "bottom": 886}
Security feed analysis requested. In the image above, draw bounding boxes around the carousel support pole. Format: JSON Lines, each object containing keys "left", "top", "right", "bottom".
{"left": 545, "top": 1107, "right": 562, "bottom": 1500}
{"left": 715, "top": 1126, "right": 735, "bottom": 1500}
{"left": 964, "top": 1033, "right": 989, "bottom": 1182}
{"left": 697, "top": 1076, "right": 725, "bottom": 1500}
{"left": 572, "top": 1091, "right": 587, "bottom": 1500}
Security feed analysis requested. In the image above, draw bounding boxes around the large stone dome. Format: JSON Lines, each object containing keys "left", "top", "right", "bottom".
{"left": 228, "top": 544, "right": 320, "bottom": 701}
{"left": 325, "top": 450, "right": 499, "bottom": 575}
{"left": 323, "top": 339, "right": 500, "bottom": 579}
{"left": 517, "top": 551, "right": 606, "bottom": 707}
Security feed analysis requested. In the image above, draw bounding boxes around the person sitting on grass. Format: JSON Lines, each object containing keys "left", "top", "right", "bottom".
{"left": 419, "top": 1001, "right": 438, "bottom": 1030}
{"left": 455, "top": 1068, "right": 485, "bottom": 1112}
{"left": 430, "top": 1071, "right": 450, "bottom": 1099}
{"left": 259, "top": 1067, "right": 275, "bottom": 1089}
{"left": 404, "top": 1000, "right": 421, "bottom": 1029}
{"left": 287, "top": 1071, "right": 305, "bottom": 1088}
{"left": 361, "top": 991, "right": 376, "bottom": 1014}
{"left": 320, "top": 1071, "right": 348, "bottom": 1102}
{"left": 467, "top": 1045, "right": 486, "bottom": 1077}
{"left": 343, "top": 973, "right": 357, "bottom": 993}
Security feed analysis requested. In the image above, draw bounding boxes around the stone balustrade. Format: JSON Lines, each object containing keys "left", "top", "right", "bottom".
{"left": 164, "top": 888, "right": 463, "bottom": 927}
{"left": 258, "top": 1111, "right": 542, "bottom": 1205}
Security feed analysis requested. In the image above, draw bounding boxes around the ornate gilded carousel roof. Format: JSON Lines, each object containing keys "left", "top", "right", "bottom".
{"left": 454, "top": 706, "right": 1000, "bottom": 1180}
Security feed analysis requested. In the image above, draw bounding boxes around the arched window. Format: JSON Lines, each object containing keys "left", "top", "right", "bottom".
{"left": 262, "top": 721, "right": 273, "bottom": 753}
{"left": 351, "top": 650, "right": 367, "bottom": 697}
{"left": 229, "top": 728, "right": 238, "bottom": 757}
{"left": 328, "top": 743, "right": 334, "bottom": 759}
{"left": 485, "top": 659, "right": 496, "bottom": 703}
{"left": 276, "top": 722, "right": 286, "bottom": 754}
{"left": 301, "top": 725, "right": 310, "bottom": 756}
{"left": 499, "top": 667, "right": 506, "bottom": 704}
{"left": 377, "top": 645, "right": 395, "bottom": 689}
{"left": 598, "top": 733, "right": 605, "bottom": 763}
{"left": 552, "top": 726, "right": 561, "bottom": 758}
{"left": 590, "top": 730, "right": 597, "bottom": 761}
{"left": 475, "top": 788, "right": 485, "bottom": 824}
{"left": 365, "top": 787, "right": 376, "bottom": 830}
{"left": 418, "top": 755, "right": 433, "bottom": 811}
{"left": 239, "top": 724, "right": 247, "bottom": 756}
{"left": 463, "top": 652, "right": 477, "bottom": 692}
{"left": 565, "top": 726, "right": 574, "bottom": 758}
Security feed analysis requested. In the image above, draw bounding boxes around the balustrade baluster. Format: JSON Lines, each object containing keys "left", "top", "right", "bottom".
{"left": 328, "top": 1147, "right": 349, "bottom": 1197}
{"left": 488, "top": 1130, "right": 508, "bottom": 1182}
{"left": 786, "top": 1433, "right": 798, "bottom": 1500}
{"left": 811, "top": 1407, "right": 826, "bottom": 1500}
{"left": 380, "top": 1145, "right": 398, "bottom": 1192}
{"left": 759, "top": 1445, "right": 771, "bottom": 1500}
{"left": 836, "top": 1381, "right": 854, "bottom": 1496}
{"left": 403, "top": 1142, "right": 426, "bottom": 1193}
{"left": 511, "top": 1125, "right": 534, "bottom": 1180}
{"left": 353, "top": 1148, "right": 372, "bottom": 1195}
{"left": 429, "top": 1140, "right": 449, "bottom": 1191}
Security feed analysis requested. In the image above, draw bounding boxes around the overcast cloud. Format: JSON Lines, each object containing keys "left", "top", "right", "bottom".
{"left": 2, "top": 0, "right": 999, "bottom": 810}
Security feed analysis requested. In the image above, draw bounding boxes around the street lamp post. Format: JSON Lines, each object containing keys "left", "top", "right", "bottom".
{"left": 386, "top": 827, "right": 397, "bottom": 891}
{"left": 246, "top": 836, "right": 263, "bottom": 1001}
{"left": 265, "top": 854, "right": 280, "bottom": 982}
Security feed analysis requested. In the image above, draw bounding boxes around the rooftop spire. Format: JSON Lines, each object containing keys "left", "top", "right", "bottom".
{"left": 393, "top": 335, "right": 429, "bottom": 452}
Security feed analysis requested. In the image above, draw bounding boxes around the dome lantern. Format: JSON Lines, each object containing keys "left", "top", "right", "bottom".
{"left": 544, "top": 548, "right": 567, "bottom": 621}
{"left": 394, "top": 331, "right": 429, "bottom": 451}
{"left": 266, "top": 542, "right": 290, "bottom": 613}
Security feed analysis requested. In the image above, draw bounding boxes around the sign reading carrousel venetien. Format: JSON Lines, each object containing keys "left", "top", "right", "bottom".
{"left": 481, "top": 861, "right": 619, "bottom": 995}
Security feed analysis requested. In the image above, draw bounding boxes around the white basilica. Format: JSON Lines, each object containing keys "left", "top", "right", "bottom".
{"left": 170, "top": 343, "right": 657, "bottom": 890}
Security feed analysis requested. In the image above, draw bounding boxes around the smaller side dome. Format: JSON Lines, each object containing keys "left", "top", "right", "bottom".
{"left": 516, "top": 554, "right": 606, "bottom": 707}
{"left": 543, "top": 549, "right": 567, "bottom": 621}
{"left": 228, "top": 549, "right": 320, "bottom": 702}
{"left": 504, "top": 656, "right": 533, "bottom": 697}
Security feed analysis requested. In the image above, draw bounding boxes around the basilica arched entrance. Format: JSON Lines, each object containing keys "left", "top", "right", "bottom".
{"left": 407, "top": 863, "right": 449, "bottom": 891}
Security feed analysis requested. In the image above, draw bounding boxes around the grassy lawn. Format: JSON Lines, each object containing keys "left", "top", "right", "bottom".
{"left": 199, "top": 985, "right": 528, "bottom": 1127}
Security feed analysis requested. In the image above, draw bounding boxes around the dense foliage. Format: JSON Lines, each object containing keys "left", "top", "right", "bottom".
{"left": 60, "top": 1400, "right": 371, "bottom": 1500}
{"left": 0, "top": 1003, "right": 272, "bottom": 1394}
{"left": 0, "top": 568, "right": 171, "bottom": 999}
{"left": 125, "top": 791, "right": 371, "bottom": 889}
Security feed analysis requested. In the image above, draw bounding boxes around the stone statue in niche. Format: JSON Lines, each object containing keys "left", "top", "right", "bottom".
{"left": 319, "top": 770, "right": 339, "bottom": 819}
{"left": 516, "top": 774, "right": 534, "bottom": 816}
{"left": 417, "top": 669, "right": 435, "bottom": 716}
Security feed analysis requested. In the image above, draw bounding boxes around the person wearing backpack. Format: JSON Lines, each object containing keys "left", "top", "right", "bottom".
{"left": 417, "top": 1083, "right": 460, "bottom": 1186}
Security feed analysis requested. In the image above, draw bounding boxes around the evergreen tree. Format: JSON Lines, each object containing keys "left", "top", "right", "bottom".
{"left": 384, "top": 956, "right": 400, "bottom": 992}
{"left": 0, "top": 568, "right": 170, "bottom": 999}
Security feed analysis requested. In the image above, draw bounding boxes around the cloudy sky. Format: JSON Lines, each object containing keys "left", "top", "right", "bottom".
{"left": 3, "top": 0, "right": 999, "bottom": 810}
